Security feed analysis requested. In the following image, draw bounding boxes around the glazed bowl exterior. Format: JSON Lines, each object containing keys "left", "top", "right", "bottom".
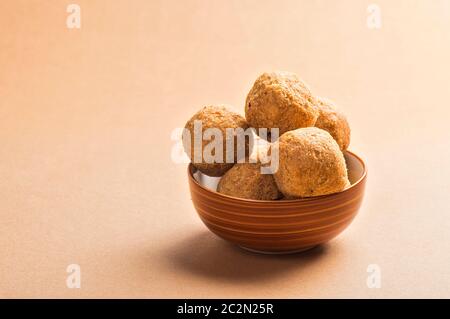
{"left": 187, "top": 151, "right": 367, "bottom": 253}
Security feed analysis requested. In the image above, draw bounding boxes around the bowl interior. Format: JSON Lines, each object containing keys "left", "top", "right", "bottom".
{"left": 192, "top": 151, "right": 366, "bottom": 195}
{"left": 345, "top": 151, "right": 366, "bottom": 185}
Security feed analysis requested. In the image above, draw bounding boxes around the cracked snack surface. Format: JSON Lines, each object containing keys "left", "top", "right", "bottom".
{"left": 217, "top": 162, "right": 281, "bottom": 200}
{"left": 245, "top": 71, "right": 319, "bottom": 135}
{"left": 315, "top": 97, "right": 351, "bottom": 151}
{"left": 183, "top": 105, "right": 249, "bottom": 177}
{"left": 273, "top": 127, "right": 350, "bottom": 197}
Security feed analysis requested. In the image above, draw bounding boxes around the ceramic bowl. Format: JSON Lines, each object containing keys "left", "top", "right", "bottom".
{"left": 187, "top": 151, "right": 367, "bottom": 254}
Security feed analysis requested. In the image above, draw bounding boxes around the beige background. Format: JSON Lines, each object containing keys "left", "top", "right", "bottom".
{"left": 1, "top": 0, "right": 450, "bottom": 298}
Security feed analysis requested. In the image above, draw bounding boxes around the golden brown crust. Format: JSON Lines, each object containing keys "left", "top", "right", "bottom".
{"left": 314, "top": 97, "right": 351, "bottom": 151}
{"left": 217, "top": 162, "right": 281, "bottom": 200}
{"left": 245, "top": 71, "right": 319, "bottom": 135}
{"left": 273, "top": 127, "right": 350, "bottom": 197}
{"left": 183, "top": 105, "right": 249, "bottom": 177}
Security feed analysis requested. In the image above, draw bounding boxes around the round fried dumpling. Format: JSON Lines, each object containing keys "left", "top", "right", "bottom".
{"left": 315, "top": 97, "right": 351, "bottom": 151}
{"left": 217, "top": 162, "right": 281, "bottom": 200}
{"left": 273, "top": 127, "right": 350, "bottom": 197}
{"left": 245, "top": 71, "right": 319, "bottom": 136}
{"left": 183, "top": 105, "right": 250, "bottom": 177}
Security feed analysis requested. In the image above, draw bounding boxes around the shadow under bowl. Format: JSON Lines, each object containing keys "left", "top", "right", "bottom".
{"left": 187, "top": 151, "right": 367, "bottom": 254}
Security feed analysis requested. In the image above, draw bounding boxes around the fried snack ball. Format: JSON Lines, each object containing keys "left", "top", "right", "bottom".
{"left": 217, "top": 162, "right": 281, "bottom": 200}
{"left": 245, "top": 71, "right": 319, "bottom": 135}
{"left": 183, "top": 105, "right": 250, "bottom": 177}
{"left": 314, "top": 97, "right": 351, "bottom": 151}
{"left": 273, "top": 127, "right": 350, "bottom": 197}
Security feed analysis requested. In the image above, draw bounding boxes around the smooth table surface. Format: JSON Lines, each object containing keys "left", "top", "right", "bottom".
{"left": 1, "top": 0, "right": 450, "bottom": 298}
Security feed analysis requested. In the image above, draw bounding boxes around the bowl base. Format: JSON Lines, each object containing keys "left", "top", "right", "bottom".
{"left": 239, "top": 245, "right": 317, "bottom": 255}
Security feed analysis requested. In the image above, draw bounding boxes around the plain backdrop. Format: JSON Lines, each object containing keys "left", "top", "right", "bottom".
{"left": 1, "top": 0, "right": 450, "bottom": 298}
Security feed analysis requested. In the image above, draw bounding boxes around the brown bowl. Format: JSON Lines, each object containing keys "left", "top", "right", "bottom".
{"left": 187, "top": 151, "right": 367, "bottom": 254}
